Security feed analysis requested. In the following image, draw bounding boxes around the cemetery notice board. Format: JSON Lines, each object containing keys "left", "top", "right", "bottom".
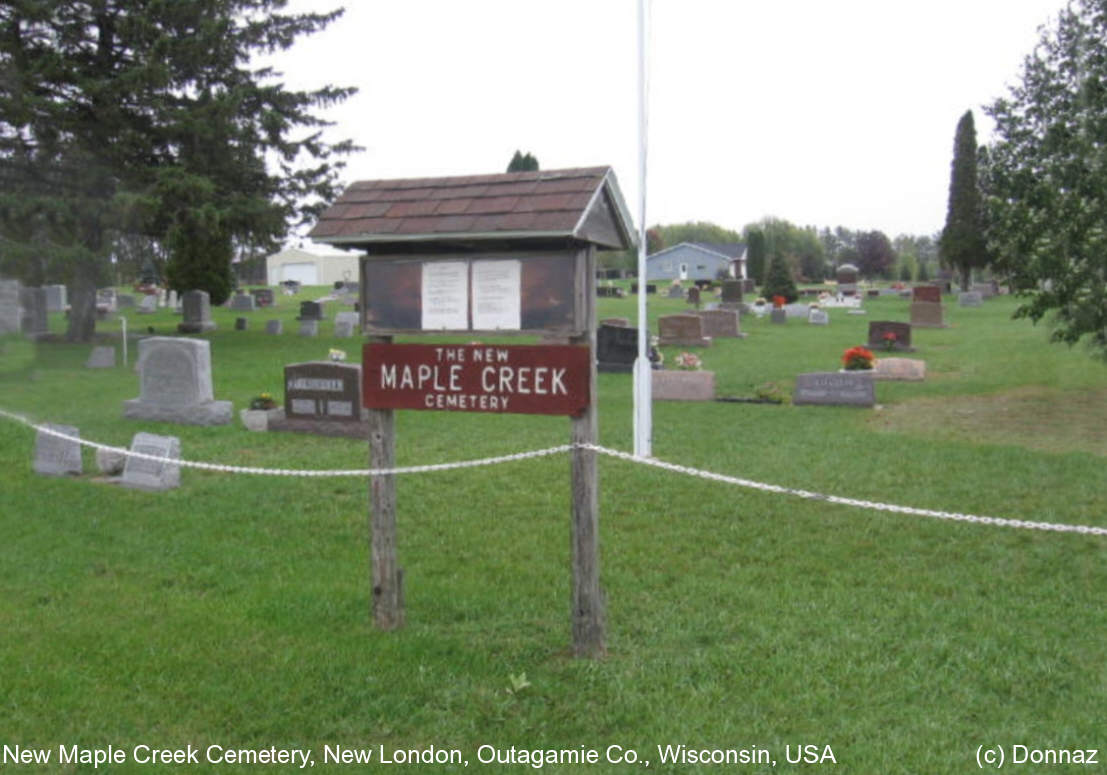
{"left": 307, "top": 166, "right": 638, "bottom": 659}
{"left": 363, "top": 343, "right": 589, "bottom": 416}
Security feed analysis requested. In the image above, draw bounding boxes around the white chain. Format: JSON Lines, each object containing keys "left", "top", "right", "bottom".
{"left": 579, "top": 443, "right": 1107, "bottom": 536}
{"left": 3, "top": 406, "right": 1105, "bottom": 536}
{"left": 0, "top": 408, "right": 571, "bottom": 477}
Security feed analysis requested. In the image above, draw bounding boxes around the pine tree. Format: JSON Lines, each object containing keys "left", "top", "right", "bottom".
{"left": 939, "top": 111, "right": 988, "bottom": 291}
{"left": 506, "top": 150, "right": 539, "bottom": 172}
{"left": 746, "top": 229, "right": 767, "bottom": 285}
{"left": 0, "top": 2, "right": 355, "bottom": 338}
{"left": 761, "top": 251, "right": 798, "bottom": 303}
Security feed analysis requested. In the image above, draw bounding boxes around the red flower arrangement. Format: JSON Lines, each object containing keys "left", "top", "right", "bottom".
{"left": 841, "top": 346, "right": 875, "bottom": 370}
{"left": 881, "top": 331, "right": 898, "bottom": 351}
{"left": 772, "top": 295, "right": 786, "bottom": 309}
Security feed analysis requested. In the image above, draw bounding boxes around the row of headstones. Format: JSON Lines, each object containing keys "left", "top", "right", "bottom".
{"left": 235, "top": 312, "right": 360, "bottom": 337}
{"left": 34, "top": 424, "right": 179, "bottom": 490}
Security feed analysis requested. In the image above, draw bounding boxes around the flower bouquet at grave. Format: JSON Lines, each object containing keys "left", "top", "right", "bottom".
{"left": 841, "top": 346, "right": 875, "bottom": 371}
{"left": 880, "top": 331, "right": 898, "bottom": 351}
{"left": 673, "top": 352, "right": 702, "bottom": 371}
{"left": 772, "top": 295, "right": 787, "bottom": 309}
{"left": 249, "top": 392, "right": 277, "bottom": 410}
{"left": 328, "top": 348, "right": 347, "bottom": 362}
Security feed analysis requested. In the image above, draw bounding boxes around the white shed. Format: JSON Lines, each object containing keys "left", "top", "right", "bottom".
{"left": 266, "top": 245, "right": 361, "bottom": 287}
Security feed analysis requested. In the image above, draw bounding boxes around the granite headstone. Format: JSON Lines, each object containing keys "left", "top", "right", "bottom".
{"left": 33, "top": 423, "right": 83, "bottom": 476}
{"left": 123, "top": 337, "right": 232, "bottom": 425}
{"left": 121, "top": 432, "right": 181, "bottom": 491}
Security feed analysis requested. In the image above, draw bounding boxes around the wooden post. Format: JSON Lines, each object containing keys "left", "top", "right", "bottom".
{"left": 569, "top": 246, "right": 606, "bottom": 657}
{"left": 368, "top": 334, "right": 404, "bottom": 629}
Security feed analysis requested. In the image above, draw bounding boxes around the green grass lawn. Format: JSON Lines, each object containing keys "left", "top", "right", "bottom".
{"left": 2, "top": 286, "right": 1106, "bottom": 773}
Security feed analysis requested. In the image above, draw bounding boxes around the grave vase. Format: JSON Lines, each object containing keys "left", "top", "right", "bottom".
{"left": 240, "top": 407, "right": 281, "bottom": 431}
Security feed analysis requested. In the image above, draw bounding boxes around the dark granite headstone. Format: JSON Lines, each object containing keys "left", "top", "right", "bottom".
{"left": 912, "top": 285, "right": 942, "bottom": 303}
{"left": 597, "top": 323, "right": 639, "bottom": 373}
{"left": 234, "top": 317, "right": 248, "bottom": 331}
{"left": 297, "top": 301, "right": 323, "bottom": 321}
{"left": 867, "top": 320, "right": 913, "bottom": 351}
{"left": 251, "top": 288, "right": 275, "bottom": 307}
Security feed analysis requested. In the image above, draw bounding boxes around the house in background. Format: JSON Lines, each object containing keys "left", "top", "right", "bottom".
{"left": 265, "top": 243, "right": 361, "bottom": 286}
{"left": 645, "top": 242, "right": 747, "bottom": 283}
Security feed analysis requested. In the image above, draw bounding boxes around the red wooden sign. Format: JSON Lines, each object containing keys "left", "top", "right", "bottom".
{"left": 363, "top": 343, "right": 591, "bottom": 416}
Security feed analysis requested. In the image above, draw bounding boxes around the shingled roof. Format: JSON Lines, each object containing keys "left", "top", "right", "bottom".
{"left": 308, "top": 166, "right": 637, "bottom": 252}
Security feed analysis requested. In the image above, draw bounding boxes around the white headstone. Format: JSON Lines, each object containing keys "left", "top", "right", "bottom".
{"left": 334, "top": 311, "right": 359, "bottom": 337}
{"left": 122, "top": 337, "right": 232, "bottom": 425}
{"left": 137, "top": 294, "right": 158, "bottom": 314}
{"left": 121, "top": 432, "right": 181, "bottom": 491}
{"left": 808, "top": 308, "right": 829, "bottom": 325}
{"left": 85, "top": 346, "right": 116, "bottom": 368}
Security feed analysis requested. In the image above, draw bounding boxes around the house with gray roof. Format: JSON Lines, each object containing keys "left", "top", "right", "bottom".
{"left": 646, "top": 242, "right": 747, "bottom": 283}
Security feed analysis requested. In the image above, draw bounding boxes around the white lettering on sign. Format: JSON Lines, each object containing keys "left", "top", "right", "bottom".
{"left": 287, "top": 378, "right": 344, "bottom": 391}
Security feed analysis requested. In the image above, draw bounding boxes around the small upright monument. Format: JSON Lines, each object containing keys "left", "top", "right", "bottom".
{"left": 123, "top": 337, "right": 232, "bottom": 425}
{"left": 177, "top": 290, "right": 216, "bottom": 333}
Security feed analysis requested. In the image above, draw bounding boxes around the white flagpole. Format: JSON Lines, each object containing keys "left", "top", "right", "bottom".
{"left": 633, "top": 0, "right": 652, "bottom": 459}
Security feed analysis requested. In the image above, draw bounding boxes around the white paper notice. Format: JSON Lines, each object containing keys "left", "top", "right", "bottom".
{"left": 472, "top": 259, "right": 521, "bottom": 330}
{"left": 421, "top": 261, "right": 469, "bottom": 330}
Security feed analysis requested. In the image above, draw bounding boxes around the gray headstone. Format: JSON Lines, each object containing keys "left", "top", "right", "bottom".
{"left": 122, "top": 337, "right": 232, "bottom": 425}
{"left": 178, "top": 290, "right": 216, "bottom": 333}
{"left": 334, "top": 311, "right": 359, "bottom": 337}
{"left": 97, "top": 288, "right": 117, "bottom": 311}
{"left": 666, "top": 285, "right": 684, "bottom": 299}
{"left": 250, "top": 288, "right": 275, "bottom": 308}
{"left": 298, "top": 319, "right": 319, "bottom": 337}
{"left": 770, "top": 308, "right": 787, "bottom": 324}
{"left": 43, "top": 284, "right": 67, "bottom": 312}
{"left": 121, "top": 432, "right": 181, "bottom": 491}
{"left": 34, "top": 423, "right": 83, "bottom": 476}
{"left": 784, "top": 303, "right": 809, "bottom": 319}
{"left": 136, "top": 294, "right": 157, "bottom": 314}
{"left": 794, "top": 372, "right": 875, "bottom": 407}
{"left": 265, "top": 319, "right": 283, "bottom": 335}
{"left": 85, "top": 346, "right": 116, "bottom": 368}
{"left": 959, "top": 291, "right": 983, "bottom": 307}
{"left": 0, "top": 279, "right": 21, "bottom": 334}
{"left": 167, "top": 290, "right": 179, "bottom": 310}
{"left": 808, "top": 308, "right": 829, "bottom": 325}
{"left": 229, "top": 292, "right": 256, "bottom": 311}
{"left": 117, "top": 294, "right": 136, "bottom": 309}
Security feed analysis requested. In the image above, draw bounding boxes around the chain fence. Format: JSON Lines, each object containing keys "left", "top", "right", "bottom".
{"left": 4, "top": 406, "right": 1106, "bottom": 537}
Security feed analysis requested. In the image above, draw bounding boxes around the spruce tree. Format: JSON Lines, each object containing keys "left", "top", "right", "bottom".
{"left": 939, "top": 110, "right": 988, "bottom": 291}
{"left": 746, "top": 229, "right": 767, "bottom": 285}
{"left": 761, "top": 252, "right": 798, "bottom": 303}
{"left": 0, "top": 2, "right": 355, "bottom": 336}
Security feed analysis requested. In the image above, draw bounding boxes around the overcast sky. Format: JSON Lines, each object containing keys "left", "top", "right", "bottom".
{"left": 271, "top": 0, "right": 1068, "bottom": 241}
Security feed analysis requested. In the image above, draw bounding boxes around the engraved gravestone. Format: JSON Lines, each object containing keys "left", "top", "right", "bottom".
{"left": 0, "top": 279, "right": 21, "bottom": 334}
{"left": 298, "top": 319, "right": 319, "bottom": 337}
{"left": 658, "top": 314, "right": 711, "bottom": 347}
{"left": 867, "top": 320, "right": 914, "bottom": 351}
{"left": 234, "top": 317, "right": 248, "bottom": 331}
{"left": 283, "top": 362, "right": 363, "bottom": 422}
{"left": 666, "top": 285, "right": 683, "bottom": 299}
{"left": 910, "top": 301, "right": 945, "bottom": 328}
{"left": 97, "top": 289, "right": 117, "bottom": 311}
{"left": 33, "top": 423, "right": 83, "bottom": 476}
{"left": 178, "top": 290, "right": 216, "bottom": 333}
{"left": 691, "top": 309, "right": 741, "bottom": 338}
{"left": 770, "top": 307, "right": 787, "bottom": 324}
{"left": 912, "top": 285, "right": 942, "bottom": 304}
{"left": 721, "top": 280, "right": 743, "bottom": 305}
{"left": 793, "top": 372, "right": 875, "bottom": 407}
{"left": 116, "top": 294, "right": 135, "bottom": 309}
{"left": 123, "top": 337, "right": 232, "bottom": 425}
{"left": 959, "top": 291, "right": 983, "bottom": 307}
{"left": 265, "top": 319, "right": 283, "bottom": 335}
{"left": 121, "top": 432, "right": 181, "bottom": 491}
{"left": 808, "top": 308, "right": 829, "bottom": 325}
{"left": 137, "top": 294, "right": 157, "bottom": 314}
{"left": 250, "top": 288, "right": 274, "bottom": 307}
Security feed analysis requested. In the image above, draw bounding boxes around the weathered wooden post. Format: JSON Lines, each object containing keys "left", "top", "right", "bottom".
{"left": 308, "top": 167, "right": 636, "bottom": 655}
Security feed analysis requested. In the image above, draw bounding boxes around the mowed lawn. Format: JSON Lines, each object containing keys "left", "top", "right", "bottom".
{"left": 1, "top": 286, "right": 1106, "bottom": 774}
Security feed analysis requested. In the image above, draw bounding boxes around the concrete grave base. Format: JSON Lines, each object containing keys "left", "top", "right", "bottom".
{"left": 267, "top": 409, "right": 371, "bottom": 439}
{"left": 123, "top": 398, "right": 233, "bottom": 425}
{"left": 651, "top": 369, "right": 715, "bottom": 401}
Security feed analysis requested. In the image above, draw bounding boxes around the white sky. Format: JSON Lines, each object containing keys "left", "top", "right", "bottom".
{"left": 270, "top": 0, "right": 1068, "bottom": 240}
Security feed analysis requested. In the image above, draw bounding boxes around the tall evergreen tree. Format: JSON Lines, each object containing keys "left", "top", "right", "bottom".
{"left": 506, "top": 150, "right": 538, "bottom": 172}
{"left": 746, "top": 228, "right": 766, "bottom": 285}
{"left": 939, "top": 110, "right": 988, "bottom": 291}
{"left": 0, "top": 2, "right": 355, "bottom": 339}
{"left": 761, "top": 251, "right": 798, "bottom": 303}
